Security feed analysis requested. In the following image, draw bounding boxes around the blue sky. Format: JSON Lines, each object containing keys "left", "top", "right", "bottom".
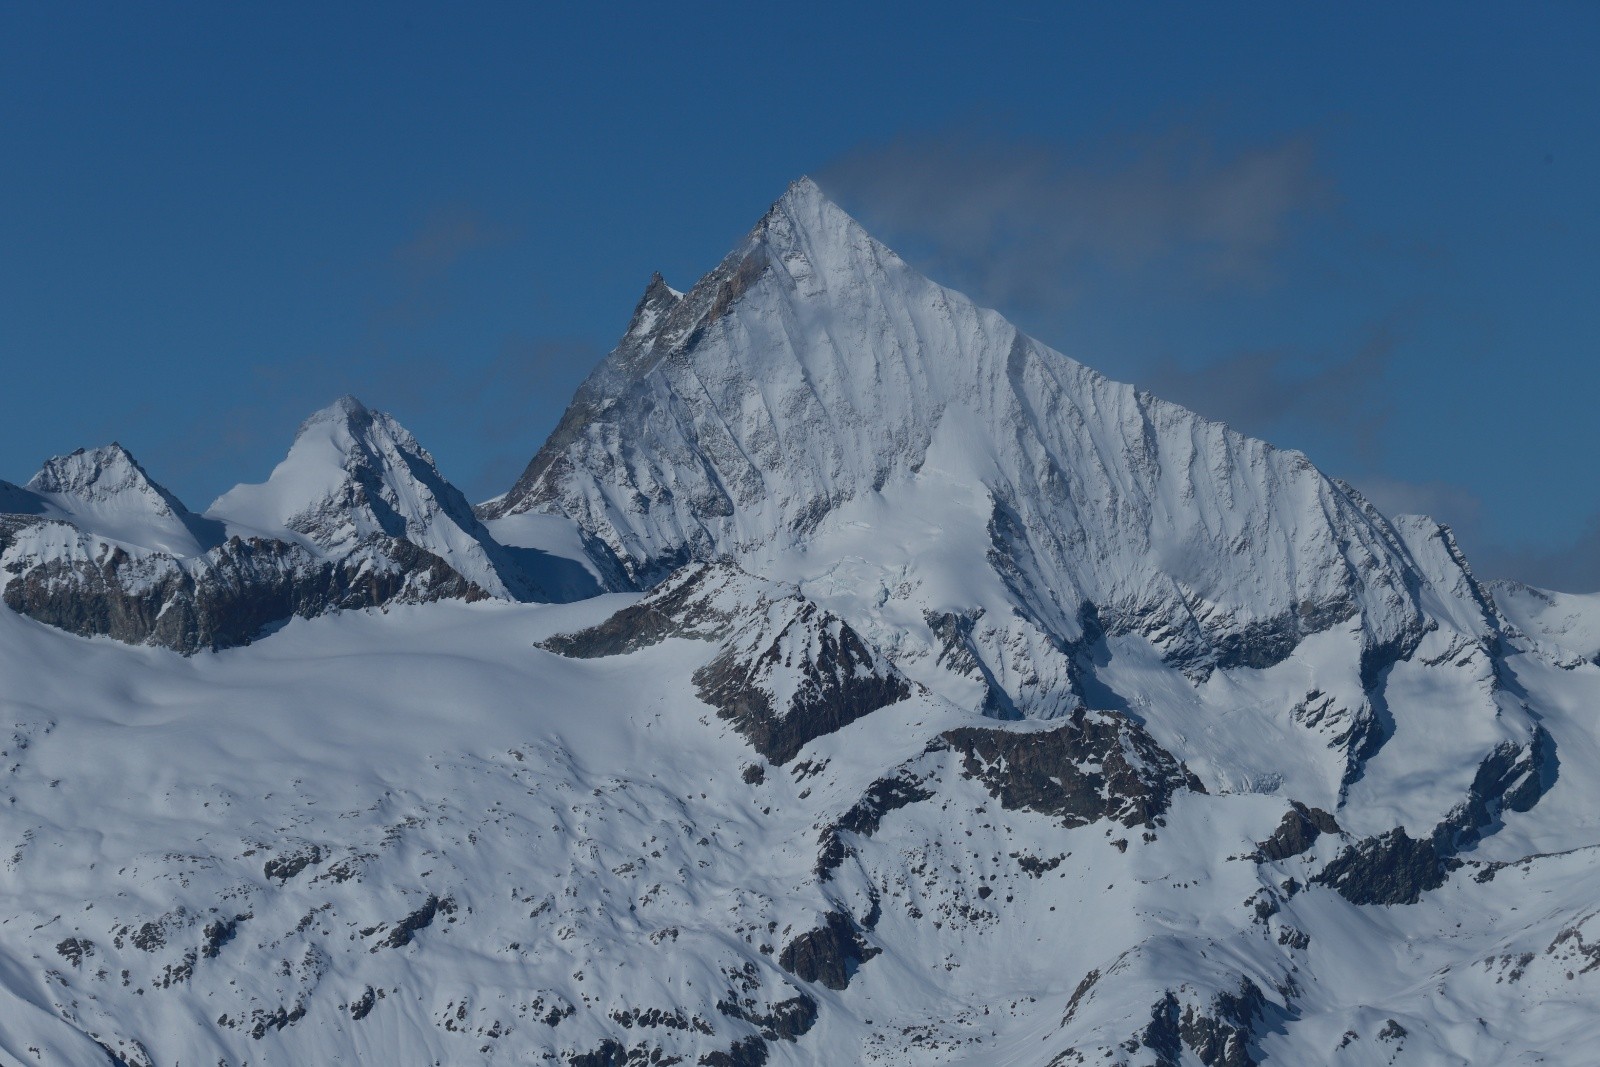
{"left": 2, "top": 3, "right": 1597, "bottom": 588}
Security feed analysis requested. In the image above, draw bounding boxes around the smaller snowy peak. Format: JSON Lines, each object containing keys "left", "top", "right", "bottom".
{"left": 29, "top": 443, "right": 172, "bottom": 507}
{"left": 210, "top": 395, "right": 455, "bottom": 546}
{"left": 13, "top": 443, "right": 220, "bottom": 556}
{"left": 208, "top": 396, "right": 533, "bottom": 600}
{"left": 1492, "top": 580, "right": 1600, "bottom": 664}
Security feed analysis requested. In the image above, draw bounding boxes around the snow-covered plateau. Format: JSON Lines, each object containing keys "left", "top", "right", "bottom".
{"left": 2, "top": 178, "right": 1598, "bottom": 1065}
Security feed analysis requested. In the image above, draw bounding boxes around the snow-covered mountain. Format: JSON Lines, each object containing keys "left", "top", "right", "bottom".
{"left": 1492, "top": 579, "right": 1600, "bottom": 665}
{"left": 208, "top": 394, "right": 546, "bottom": 602}
{"left": 2, "top": 178, "right": 1599, "bottom": 1065}
{"left": 19, "top": 443, "right": 224, "bottom": 557}
{"left": 0, "top": 398, "right": 592, "bottom": 654}
{"left": 487, "top": 179, "right": 1456, "bottom": 717}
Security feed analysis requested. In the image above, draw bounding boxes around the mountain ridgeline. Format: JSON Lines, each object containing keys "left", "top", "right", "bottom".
{"left": 2, "top": 178, "right": 1598, "bottom": 1065}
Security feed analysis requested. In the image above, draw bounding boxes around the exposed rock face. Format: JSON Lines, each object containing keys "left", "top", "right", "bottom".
{"left": 816, "top": 773, "right": 936, "bottom": 878}
{"left": 1047, "top": 952, "right": 1273, "bottom": 1067}
{"left": 939, "top": 711, "right": 1205, "bottom": 828}
{"left": 817, "top": 709, "right": 1203, "bottom": 881}
{"left": 209, "top": 396, "right": 544, "bottom": 602}
{"left": 1256, "top": 803, "right": 1341, "bottom": 862}
{"left": 1, "top": 521, "right": 488, "bottom": 654}
{"left": 777, "top": 912, "right": 878, "bottom": 991}
{"left": 692, "top": 598, "right": 909, "bottom": 764}
{"left": 1171, "top": 978, "right": 1268, "bottom": 1067}
{"left": 698, "top": 1036, "right": 768, "bottom": 1067}
{"left": 538, "top": 564, "right": 746, "bottom": 658}
{"left": 1314, "top": 828, "right": 1447, "bottom": 906}
{"left": 1315, "top": 729, "right": 1553, "bottom": 905}
{"left": 541, "top": 564, "right": 911, "bottom": 763}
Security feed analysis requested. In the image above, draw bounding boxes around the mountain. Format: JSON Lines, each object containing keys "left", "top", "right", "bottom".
{"left": 10, "top": 443, "right": 222, "bottom": 556}
{"left": 209, "top": 395, "right": 542, "bottom": 602}
{"left": 484, "top": 178, "right": 1527, "bottom": 810}
{"left": 489, "top": 180, "right": 1448, "bottom": 706}
{"left": 1, "top": 178, "right": 1598, "bottom": 1065}
{"left": 0, "top": 400, "right": 581, "bottom": 654}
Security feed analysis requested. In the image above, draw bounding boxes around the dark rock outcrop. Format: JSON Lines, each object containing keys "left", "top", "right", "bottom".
{"left": 1313, "top": 828, "right": 1447, "bottom": 906}
{"left": 692, "top": 598, "right": 909, "bottom": 765}
{"left": 542, "top": 564, "right": 911, "bottom": 764}
{"left": 940, "top": 710, "right": 1205, "bottom": 829}
{"left": 2, "top": 521, "right": 489, "bottom": 654}
{"left": 1255, "top": 803, "right": 1341, "bottom": 862}
{"left": 699, "top": 1036, "right": 769, "bottom": 1067}
{"left": 373, "top": 894, "right": 455, "bottom": 950}
{"left": 1315, "top": 728, "right": 1554, "bottom": 905}
{"left": 817, "top": 773, "right": 935, "bottom": 878}
{"left": 778, "top": 911, "right": 878, "bottom": 991}
{"left": 1178, "top": 979, "right": 1267, "bottom": 1067}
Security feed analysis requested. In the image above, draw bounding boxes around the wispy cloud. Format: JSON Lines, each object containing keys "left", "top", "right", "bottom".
{"left": 1139, "top": 321, "right": 1398, "bottom": 462}
{"left": 819, "top": 125, "right": 1332, "bottom": 311}
{"left": 1468, "top": 518, "right": 1600, "bottom": 593}
{"left": 391, "top": 207, "right": 510, "bottom": 280}
{"left": 1352, "top": 474, "right": 1484, "bottom": 530}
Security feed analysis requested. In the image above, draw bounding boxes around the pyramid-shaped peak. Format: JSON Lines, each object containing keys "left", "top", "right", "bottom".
{"left": 28, "top": 442, "right": 170, "bottom": 506}
{"left": 19, "top": 441, "right": 220, "bottom": 554}
{"left": 290, "top": 395, "right": 428, "bottom": 458}
{"left": 327, "top": 393, "right": 369, "bottom": 417}
{"left": 206, "top": 397, "right": 535, "bottom": 598}
{"left": 626, "top": 272, "right": 684, "bottom": 337}
{"left": 777, "top": 174, "right": 825, "bottom": 207}
{"left": 752, "top": 175, "right": 875, "bottom": 255}
{"left": 296, "top": 394, "right": 376, "bottom": 435}
{"left": 214, "top": 398, "right": 435, "bottom": 524}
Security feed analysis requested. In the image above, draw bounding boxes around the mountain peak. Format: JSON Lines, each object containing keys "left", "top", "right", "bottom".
{"left": 293, "top": 394, "right": 395, "bottom": 445}
{"left": 750, "top": 173, "right": 883, "bottom": 268}
{"left": 27, "top": 443, "right": 164, "bottom": 506}
{"left": 208, "top": 399, "right": 536, "bottom": 601}
{"left": 16, "top": 442, "right": 220, "bottom": 555}
{"left": 767, "top": 174, "right": 836, "bottom": 226}
{"left": 622, "top": 272, "right": 685, "bottom": 347}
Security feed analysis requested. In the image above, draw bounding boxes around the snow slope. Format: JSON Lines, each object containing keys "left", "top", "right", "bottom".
{"left": 20, "top": 444, "right": 224, "bottom": 557}
{"left": 0, "top": 577, "right": 1597, "bottom": 1065}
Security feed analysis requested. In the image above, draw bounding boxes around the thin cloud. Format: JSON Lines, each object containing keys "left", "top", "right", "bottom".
{"left": 1353, "top": 474, "right": 1484, "bottom": 530}
{"left": 1468, "top": 518, "right": 1600, "bottom": 594}
{"left": 1139, "top": 323, "right": 1397, "bottom": 462}
{"left": 392, "top": 207, "right": 510, "bottom": 279}
{"left": 819, "top": 126, "right": 1333, "bottom": 311}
